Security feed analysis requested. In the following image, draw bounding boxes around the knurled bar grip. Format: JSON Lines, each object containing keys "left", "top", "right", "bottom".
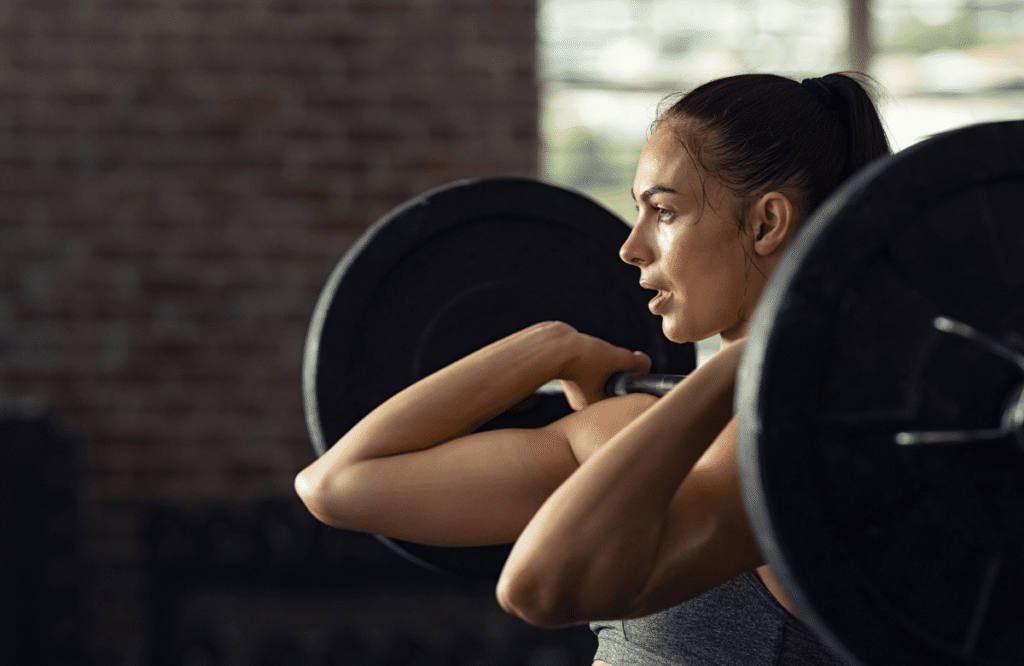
{"left": 605, "top": 373, "right": 687, "bottom": 397}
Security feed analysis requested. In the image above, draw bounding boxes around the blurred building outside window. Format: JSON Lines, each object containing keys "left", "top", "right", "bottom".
{"left": 539, "top": 0, "right": 1024, "bottom": 360}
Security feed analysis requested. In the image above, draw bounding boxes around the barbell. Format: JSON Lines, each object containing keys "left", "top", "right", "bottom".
{"left": 303, "top": 120, "right": 1024, "bottom": 666}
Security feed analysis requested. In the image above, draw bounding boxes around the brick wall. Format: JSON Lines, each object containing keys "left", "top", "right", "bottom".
{"left": 0, "top": 0, "right": 538, "bottom": 662}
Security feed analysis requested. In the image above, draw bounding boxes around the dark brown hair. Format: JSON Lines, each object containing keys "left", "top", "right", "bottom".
{"left": 659, "top": 72, "right": 891, "bottom": 224}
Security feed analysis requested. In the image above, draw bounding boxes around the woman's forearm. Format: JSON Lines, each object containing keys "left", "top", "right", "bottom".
{"left": 303, "top": 321, "right": 577, "bottom": 467}
{"left": 497, "top": 341, "right": 743, "bottom": 625}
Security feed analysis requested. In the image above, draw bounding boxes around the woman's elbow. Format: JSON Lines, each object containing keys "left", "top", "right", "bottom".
{"left": 294, "top": 465, "right": 326, "bottom": 519}
{"left": 495, "top": 567, "right": 591, "bottom": 628}
{"left": 497, "top": 573, "right": 563, "bottom": 627}
{"left": 496, "top": 553, "right": 651, "bottom": 627}
{"left": 294, "top": 463, "right": 349, "bottom": 528}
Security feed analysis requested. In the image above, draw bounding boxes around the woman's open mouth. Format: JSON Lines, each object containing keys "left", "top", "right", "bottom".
{"left": 648, "top": 290, "right": 670, "bottom": 314}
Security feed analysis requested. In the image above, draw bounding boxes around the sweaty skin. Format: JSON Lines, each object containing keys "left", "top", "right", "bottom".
{"left": 617, "top": 119, "right": 801, "bottom": 616}
{"left": 295, "top": 120, "right": 803, "bottom": 658}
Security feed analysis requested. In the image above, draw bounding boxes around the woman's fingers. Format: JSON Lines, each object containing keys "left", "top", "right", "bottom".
{"left": 560, "top": 379, "right": 589, "bottom": 411}
{"left": 558, "top": 344, "right": 654, "bottom": 411}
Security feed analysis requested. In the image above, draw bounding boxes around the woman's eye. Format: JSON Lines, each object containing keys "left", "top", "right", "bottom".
{"left": 634, "top": 204, "right": 673, "bottom": 221}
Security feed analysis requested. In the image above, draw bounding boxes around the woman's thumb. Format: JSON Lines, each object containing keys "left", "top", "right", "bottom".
{"left": 632, "top": 350, "right": 652, "bottom": 374}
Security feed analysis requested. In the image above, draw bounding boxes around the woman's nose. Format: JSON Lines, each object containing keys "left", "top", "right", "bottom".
{"left": 619, "top": 222, "right": 651, "bottom": 266}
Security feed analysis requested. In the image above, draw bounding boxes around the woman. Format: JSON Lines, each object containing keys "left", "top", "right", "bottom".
{"left": 296, "top": 72, "right": 891, "bottom": 665}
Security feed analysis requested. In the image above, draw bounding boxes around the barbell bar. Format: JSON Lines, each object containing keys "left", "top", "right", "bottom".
{"left": 605, "top": 372, "right": 687, "bottom": 397}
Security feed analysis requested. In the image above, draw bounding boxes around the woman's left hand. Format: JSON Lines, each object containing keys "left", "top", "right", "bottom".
{"left": 556, "top": 330, "right": 651, "bottom": 411}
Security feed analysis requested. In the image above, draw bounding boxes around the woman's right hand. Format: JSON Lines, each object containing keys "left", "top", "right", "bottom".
{"left": 557, "top": 328, "right": 651, "bottom": 411}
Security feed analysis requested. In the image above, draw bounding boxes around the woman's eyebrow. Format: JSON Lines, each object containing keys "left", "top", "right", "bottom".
{"left": 630, "top": 185, "right": 679, "bottom": 202}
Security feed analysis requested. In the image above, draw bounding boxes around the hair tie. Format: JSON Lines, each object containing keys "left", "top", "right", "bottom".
{"left": 801, "top": 77, "right": 840, "bottom": 112}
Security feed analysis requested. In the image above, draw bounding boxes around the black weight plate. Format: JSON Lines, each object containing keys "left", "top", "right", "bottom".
{"left": 739, "top": 120, "right": 1024, "bottom": 666}
{"left": 304, "top": 178, "right": 695, "bottom": 578}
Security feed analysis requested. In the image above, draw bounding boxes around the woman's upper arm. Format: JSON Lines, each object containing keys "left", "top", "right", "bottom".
{"left": 560, "top": 393, "right": 660, "bottom": 464}
{"left": 626, "top": 416, "right": 763, "bottom": 617}
{"left": 297, "top": 421, "right": 580, "bottom": 546}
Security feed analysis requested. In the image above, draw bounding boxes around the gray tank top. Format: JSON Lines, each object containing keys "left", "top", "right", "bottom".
{"left": 590, "top": 572, "right": 849, "bottom": 665}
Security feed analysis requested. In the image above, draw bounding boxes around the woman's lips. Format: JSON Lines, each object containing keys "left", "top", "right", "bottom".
{"left": 648, "top": 290, "right": 669, "bottom": 314}
{"left": 640, "top": 281, "right": 669, "bottom": 314}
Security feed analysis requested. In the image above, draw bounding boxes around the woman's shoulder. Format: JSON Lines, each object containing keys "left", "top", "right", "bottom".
{"left": 551, "top": 392, "right": 660, "bottom": 464}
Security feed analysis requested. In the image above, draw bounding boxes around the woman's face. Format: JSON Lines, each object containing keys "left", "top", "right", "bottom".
{"left": 620, "top": 122, "right": 766, "bottom": 345}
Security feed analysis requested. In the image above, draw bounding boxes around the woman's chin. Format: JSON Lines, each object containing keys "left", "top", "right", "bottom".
{"left": 661, "top": 319, "right": 694, "bottom": 345}
{"left": 661, "top": 315, "right": 717, "bottom": 346}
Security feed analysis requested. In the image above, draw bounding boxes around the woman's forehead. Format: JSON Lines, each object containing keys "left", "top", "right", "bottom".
{"left": 635, "top": 122, "right": 741, "bottom": 220}
{"left": 635, "top": 126, "right": 702, "bottom": 191}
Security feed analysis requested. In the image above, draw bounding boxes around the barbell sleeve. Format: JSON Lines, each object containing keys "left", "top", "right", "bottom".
{"left": 605, "top": 372, "right": 687, "bottom": 397}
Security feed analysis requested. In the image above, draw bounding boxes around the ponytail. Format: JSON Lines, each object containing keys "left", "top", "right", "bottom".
{"left": 815, "top": 73, "right": 891, "bottom": 194}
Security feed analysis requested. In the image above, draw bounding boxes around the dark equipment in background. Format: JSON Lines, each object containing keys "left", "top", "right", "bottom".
{"left": 144, "top": 497, "right": 597, "bottom": 666}
{"left": 0, "top": 409, "right": 90, "bottom": 666}
{"left": 739, "top": 120, "right": 1024, "bottom": 666}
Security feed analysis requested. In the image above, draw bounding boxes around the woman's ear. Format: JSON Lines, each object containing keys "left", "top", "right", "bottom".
{"left": 750, "top": 191, "right": 795, "bottom": 256}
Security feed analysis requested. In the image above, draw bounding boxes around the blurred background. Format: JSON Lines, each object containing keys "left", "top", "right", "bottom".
{"left": 542, "top": 0, "right": 1024, "bottom": 220}
{"left": 0, "top": 0, "right": 1021, "bottom": 664}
